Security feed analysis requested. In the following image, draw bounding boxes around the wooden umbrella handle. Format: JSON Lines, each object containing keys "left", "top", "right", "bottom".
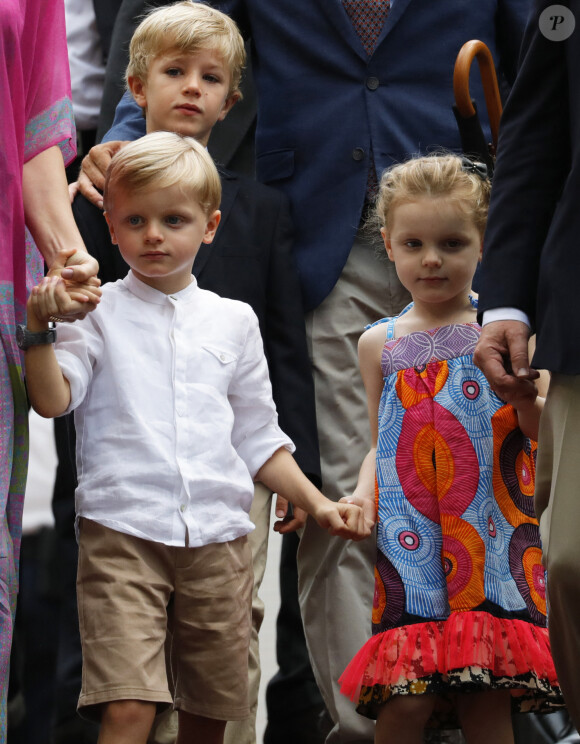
{"left": 453, "top": 40, "right": 503, "bottom": 150}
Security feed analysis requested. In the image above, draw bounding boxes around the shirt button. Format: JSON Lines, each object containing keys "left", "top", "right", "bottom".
{"left": 366, "top": 76, "right": 379, "bottom": 91}
{"left": 352, "top": 147, "right": 365, "bottom": 161}
{"left": 180, "top": 504, "right": 186, "bottom": 513}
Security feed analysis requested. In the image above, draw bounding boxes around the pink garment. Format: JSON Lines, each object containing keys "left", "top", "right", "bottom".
{"left": 0, "top": 0, "right": 74, "bottom": 736}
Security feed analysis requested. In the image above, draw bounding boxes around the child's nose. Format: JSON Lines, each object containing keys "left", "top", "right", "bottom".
{"left": 182, "top": 73, "right": 202, "bottom": 95}
{"left": 422, "top": 247, "right": 442, "bottom": 266}
{"left": 144, "top": 224, "right": 163, "bottom": 243}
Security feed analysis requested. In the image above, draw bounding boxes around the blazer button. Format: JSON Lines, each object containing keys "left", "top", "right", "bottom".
{"left": 366, "top": 76, "right": 379, "bottom": 91}
{"left": 352, "top": 147, "right": 365, "bottom": 161}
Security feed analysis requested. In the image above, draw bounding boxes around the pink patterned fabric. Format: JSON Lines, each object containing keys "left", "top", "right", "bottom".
{"left": 0, "top": 0, "right": 75, "bottom": 735}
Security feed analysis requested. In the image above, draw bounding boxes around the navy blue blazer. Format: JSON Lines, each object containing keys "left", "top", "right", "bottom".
{"left": 478, "top": 0, "right": 580, "bottom": 374}
{"left": 106, "top": 0, "right": 530, "bottom": 310}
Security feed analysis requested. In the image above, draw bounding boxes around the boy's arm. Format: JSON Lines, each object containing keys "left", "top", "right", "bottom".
{"left": 24, "top": 277, "right": 72, "bottom": 418}
{"left": 255, "top": 447, "right": 370, "bottom": 541}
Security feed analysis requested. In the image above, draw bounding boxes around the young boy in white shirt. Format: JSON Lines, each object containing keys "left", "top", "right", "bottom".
{"left": 21, "top": 132, "right": 369, "bottom": 744}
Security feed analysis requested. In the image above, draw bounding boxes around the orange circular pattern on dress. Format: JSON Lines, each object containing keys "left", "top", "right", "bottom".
{"left": 522, "top": 546, "right": 547, "bottom": 616}
{"left": 372, "top": 566, "right": 387, "bottom": 625}
{"left": 396, "top": 361, "right": 449, "bottom": 410}
{"left": 397, "top": 399, "right": 479, "bottom": 523}
{"left": 441, "top": 514, "right": 486, "bottom": 610}
{"left": 516, "top": 449, "right": 535, "bottom": 498}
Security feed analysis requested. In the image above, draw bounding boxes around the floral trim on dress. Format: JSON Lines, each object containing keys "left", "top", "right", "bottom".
{"left": 24, "top": 95, "right": 75, "bottom": 164}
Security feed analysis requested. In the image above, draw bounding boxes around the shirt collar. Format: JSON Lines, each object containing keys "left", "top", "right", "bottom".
{"left": 123, "top": 270, "right": 199, "bottom": 305}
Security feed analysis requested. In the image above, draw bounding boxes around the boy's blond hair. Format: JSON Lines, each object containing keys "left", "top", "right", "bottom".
{"left": 103, "top": 131, "right": 222, "bottom": 216}
{"left": 375, "top": 153, "right": 491, "bottom": 238}
{"left": 127, "top": 1, "right": 245, "bottom": 97}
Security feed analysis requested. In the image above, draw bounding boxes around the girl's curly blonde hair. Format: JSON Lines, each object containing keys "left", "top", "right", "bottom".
{"left": 374, "top": 153, "right": 491, "bottom": 238}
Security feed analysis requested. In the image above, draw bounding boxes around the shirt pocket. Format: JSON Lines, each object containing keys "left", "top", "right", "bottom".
{"left": 199, "top": 345, "right": 239, "bottom": 392}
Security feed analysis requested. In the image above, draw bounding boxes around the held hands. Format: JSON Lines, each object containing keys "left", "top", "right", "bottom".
{"left": 473, "top": 320, "right": 539, "bottom": 400}
{"left": 312, "top": 498, "right": 371, "bottom": 541}
{"left": 339, "top": 492, "right": 376, "bottom": 535}
{"left": 272, "top": 495, "right": 307, "bottom": 534}
{"left": 41, "top": 248, "right": 101, "bottom": 322}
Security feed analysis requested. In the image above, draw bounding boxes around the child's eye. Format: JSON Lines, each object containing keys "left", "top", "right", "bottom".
{"left": 128, "top": 216, "right": 143, "bottom": 226}
{"left": 444, "top": 240, "right": 463, "bottom": 250}
{"left": 165, "top": 215, "right": 184, "bottom": 226}
{"left": 404, "top": 240, "right": 421, "bottom": 249}
{"left": 203, "top": 73, "right": 221, "bottom": 84}
{"left": 165, "top": 67, "right": 182, "bottom": 77}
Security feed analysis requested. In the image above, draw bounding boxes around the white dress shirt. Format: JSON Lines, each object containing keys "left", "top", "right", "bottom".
{"left": 64, "top": 0, "right": 105, "bottom": 130}
{"left": 56, "top": 272, "right": 294, "bottom": 548}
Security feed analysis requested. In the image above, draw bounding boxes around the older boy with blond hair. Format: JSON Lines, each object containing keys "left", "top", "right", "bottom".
{"left": 23, "top": 132, "right": 367, "bottom": 744}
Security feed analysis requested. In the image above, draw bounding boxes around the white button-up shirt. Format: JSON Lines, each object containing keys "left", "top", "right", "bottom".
{"left": 56, "top": 272, "right": 294, "bottom": 547}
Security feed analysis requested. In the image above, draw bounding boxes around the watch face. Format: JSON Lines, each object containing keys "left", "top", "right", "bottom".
{"left": 16, "top": 324, "right": 26, "bottom": 349}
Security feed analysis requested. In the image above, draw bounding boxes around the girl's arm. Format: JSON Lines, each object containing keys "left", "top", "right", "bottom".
{"left": 502, "top": 336, "right": 549, "bottom": 440}
{"left": 255, "top": 448, "right": 370, "bottom": 541}
{"left": 24, "top": 277, "right": 72, "bottom": 418}
{"left": 340, "top": 326, "right": 385, "bottom": 525}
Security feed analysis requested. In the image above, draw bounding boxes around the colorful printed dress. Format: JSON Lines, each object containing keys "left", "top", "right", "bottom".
{"left": 339, "top": 308, "right": 563, "bottom": 728}
{"left": 0, "top": 1, "right": 74, "bottom": 737}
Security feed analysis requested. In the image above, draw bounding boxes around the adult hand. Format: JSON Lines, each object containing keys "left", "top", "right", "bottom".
{"left": 272, "top": 494, "right": 307, "bottom": 534}
{"left": 77, "top": 140, "right": 128, "bottom": 209}
{"left": 47, "top": 248, "right": 101, "bottom": 321}
{"left": 473, "top": 320, "right": 539, "bottom": 400}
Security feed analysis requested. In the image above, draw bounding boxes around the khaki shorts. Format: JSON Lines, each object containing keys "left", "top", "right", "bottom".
{"left": 76, "top": 518, "right": 252, "bottom": 722}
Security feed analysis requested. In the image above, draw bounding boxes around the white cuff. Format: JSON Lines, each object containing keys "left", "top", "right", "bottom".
{"left": 481, "top": 307, "right": 531, "bottom": 328}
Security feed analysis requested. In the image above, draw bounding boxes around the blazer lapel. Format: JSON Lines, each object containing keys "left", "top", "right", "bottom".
{"left": 374, "top": 0, "right": 413, "bottom": 50}
{"left": 193, "top": 172, "right": 239, "bottom": 280}
{"left": 317, "top": 0, "right": 369, "bottom": 61}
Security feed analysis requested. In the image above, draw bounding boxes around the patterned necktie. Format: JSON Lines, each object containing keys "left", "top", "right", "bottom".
{"left": 341, "top": 0, "right": 391, "bottom": 56}
{"left": 341, "top": 0, "right": 391, "bottom": 200}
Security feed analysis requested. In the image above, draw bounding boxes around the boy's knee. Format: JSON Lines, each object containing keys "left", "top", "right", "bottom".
{"left": 102, "top": 699, "right": 156, "bottom": 730}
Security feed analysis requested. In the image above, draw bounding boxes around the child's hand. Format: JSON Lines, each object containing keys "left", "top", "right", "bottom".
{"left": 313, "top": 500, "right": 372, "bottom": 541}
{"left": 28, "top": 276, "right": 72, "bottom": 327}
{"left": 340, "top": 493, "right": 376, "bottom": 534}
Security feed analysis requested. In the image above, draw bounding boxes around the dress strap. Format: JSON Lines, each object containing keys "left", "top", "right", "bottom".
{"left": 365, "top": 301, "right": 415, "bottom": 340}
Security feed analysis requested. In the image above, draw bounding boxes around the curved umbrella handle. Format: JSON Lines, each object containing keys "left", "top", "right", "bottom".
{"left": 453, "top": 40, "right": 503, "bottom": 151}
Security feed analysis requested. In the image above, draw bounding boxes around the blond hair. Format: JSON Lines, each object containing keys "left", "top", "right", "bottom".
{"left": 127, "top": 1, "right": 245, "bottom": 96}
{"left": 103, "top": 131, "right": 222, "bottom": 216}
{"left": 375, "top": 153, "right": 491, "bottom": 238}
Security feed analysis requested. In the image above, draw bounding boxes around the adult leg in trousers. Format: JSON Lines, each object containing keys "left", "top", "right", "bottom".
{"left": 299, "top": 229, "right": 411, "bottom": 744}
{"left": 535, "top": 374, "right": 580, "bottom": 733}
{"left": 264, "top": 532, "right": 329, "bottom": 744}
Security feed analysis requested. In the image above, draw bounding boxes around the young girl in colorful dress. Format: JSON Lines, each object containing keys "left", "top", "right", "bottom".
{"left": 339, "top": 154, "right": 563, "bottom": 743}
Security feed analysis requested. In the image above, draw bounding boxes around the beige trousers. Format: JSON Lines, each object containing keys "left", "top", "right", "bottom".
{"left": 299, "top": 229, "right": 410, "bottom": 743}
{"left": 534, "top": 373, "right": 580, "bottom": 732}
{"left": 147, "top": 482, "right": 272, "bottom": 744}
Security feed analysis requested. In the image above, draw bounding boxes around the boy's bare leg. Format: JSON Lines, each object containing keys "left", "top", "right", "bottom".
{"left": 98, "top": 700, "right": 157, "bottom": 744}
{"left": 176, "top": 711, "right": 227, "bottom": 744}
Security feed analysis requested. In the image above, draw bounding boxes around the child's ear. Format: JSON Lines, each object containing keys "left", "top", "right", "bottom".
{"left": 127, "top": 75, "right": 147, "bottom": 110}
{"left": 380, "top": 227, "right": 394, "bottom": 262}
{"left": 104, "top": 212, "right": 119, "bottom": 245}
{"left": 203, "top": 209, "right": 221, "bottom": 244}
{"left": 216, "top": 92, "right": 241, "bottom": 122}
{"left": 479, "top": 240, "right": 484, "bottom": 261}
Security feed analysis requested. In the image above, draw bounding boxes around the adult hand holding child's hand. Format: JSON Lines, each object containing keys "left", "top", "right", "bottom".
{"left": 46, "top": 248, "right": 102, "bottom": 321}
